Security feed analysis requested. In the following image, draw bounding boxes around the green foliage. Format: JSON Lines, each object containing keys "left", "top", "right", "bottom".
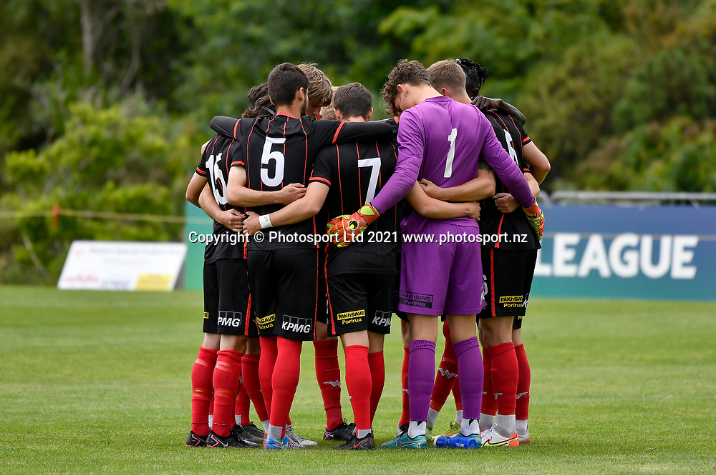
{"left": 575, "top": 117, "right": 716, "bottom": 192}
{"left": 518, "top": 35, "right": 638, "bottom": 175}
{"left": 1, "top": 100, "right": 185, "bottom": 284}
{"left": 2, "top": 0, "right": 716, "bottom": 283}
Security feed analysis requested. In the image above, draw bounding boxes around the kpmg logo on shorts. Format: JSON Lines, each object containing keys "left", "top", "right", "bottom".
{"left": 218, "top": 311, "right": 243, "bottom": 328}
{"left": 256, "top": 314, "right": 275, "bottom": 330}
{"left": 371, "top": 311, "right": 391, "bottom": 328}
{"left": 399, "top": 291, "right": 433, "bottom": 309}
{"left": 282, "top": 315, "right": 312, "bottom": 333}
{"left": 337, "top": 310, "right": 365, "bottom": 325}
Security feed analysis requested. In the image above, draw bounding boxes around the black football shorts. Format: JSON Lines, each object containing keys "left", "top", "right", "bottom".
{"left": 477, "top": 247, "right": 538, "bottom": 323}
{"left": 247, "top": 248, "right": 319, "bottom": 342}
{"left": 203, "top": 258, "right": 257, "bottom": 337}
{"left": 326, "top": 273, "right": 394, "bottom": 336}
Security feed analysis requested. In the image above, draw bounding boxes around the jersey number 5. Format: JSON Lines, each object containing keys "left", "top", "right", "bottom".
{"left": 358, "top": 157, "right": 381, "bottom": 204}
{"left": 444, "top": 128, "right": 458, "bottom": 178}
{"left": 261, "top": 137, "right": 286, "bottom": 187}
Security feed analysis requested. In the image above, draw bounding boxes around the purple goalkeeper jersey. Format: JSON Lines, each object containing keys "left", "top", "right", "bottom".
{"left": 371, "top": 96, "right": 535, "bottom": 232}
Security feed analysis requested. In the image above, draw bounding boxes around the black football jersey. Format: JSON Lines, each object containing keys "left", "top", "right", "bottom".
{"left": 480, "top": 109, "right": 540, "bottom": 250}
{"left": 195, "top": 134, "right": 246, "bottom": 262}
{"left": 310, "top": 138, "right": 399, "bottom": 277}
{"left": 211, "top": 114, "right": 393, "bottom": 250}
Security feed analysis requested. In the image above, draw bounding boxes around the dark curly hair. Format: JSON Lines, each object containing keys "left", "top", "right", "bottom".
{"left": 455, "top": 57, "right": 490, "bottom": 100}
{"left": 381, "top": 59, "right": 430, "bottom": 117}
{"left": 242, "top": 82, "right": 275, "bottom": 118}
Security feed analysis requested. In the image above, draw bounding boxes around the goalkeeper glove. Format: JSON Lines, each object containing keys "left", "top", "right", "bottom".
{"left": 523, "top": 201, "right": 544, "bottom": 241}
{"left": 326, "top": 204, "right": 380, "bottom": 247}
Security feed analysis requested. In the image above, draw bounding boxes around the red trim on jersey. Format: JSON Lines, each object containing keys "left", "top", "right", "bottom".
{"left": 196, "top": 168, "right": 207, "bottom": 175}
{"left": 313, "top": 248, "right": 319, "bottom": 340}
{"left": 231, "top": 161, "right": 245, "bottom": 167}
{"left": 310, "top": 176, "right": 331, "bottom": 186}
{"left": 496, "top": 214, "right": 504, "bottom": 249}
{"left": 324, "top": 243, "right": 336, "bottom": 336}
{"left": 245, "top": 293, "right": 252, "bottom": 336}
{"left": 507, "top": 115, "right": 526, "bottom": 156}
{"left": 233, "top": 119, "right": 240, "bottom": 139}
{"left": 299, "top": 119, "right": 308, "bottom": 184}
{"left": 331, "top": 122, "right": 345, "bottom": 144}
{"left": 490, "top": 248, "right": 496, "bottom": 318}
{"left": 522, "top": 137, "right": 530, "bottom": 143}
{"left": 489, "top": 110, "right": 517, "bottom": 155}
{"left": 336, "top": 144, "right": 344, "bottom": 216}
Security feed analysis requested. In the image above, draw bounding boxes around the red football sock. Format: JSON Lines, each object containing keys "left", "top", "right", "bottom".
{"left": 191, "top": 347, "right": 218, "bottom": 436}
{"left": 344, "top": 345, "right": 372, "bottom": 431}
{"left": 398, "top": 346, "right": 410, "bottom": 426}
{"left": 487, "top": 342, "right": 518, "bottom": 416}
{"left": 368, "top": 351, "right": 385, "bottom": 425}
{"left": 212, "top": 350, "right": 243, "bottom": 437}
{"left": 235, "top": 382, "right": 250, "bottom": 426}
{"left": 270, "top": 337, "right": 303, "bottom": 437}
{"left": 241, "top": 353, "right": 269, "bottom": 422}
{"left": 208, "top": 398, "right": 214, "bottom": 420}
{"left": 259, "top": 336, "right": 278, "bottom": 417}
{"left": 515, "top": 343, "right": 531, "bottom": 420}
{"left": 481, "top": 348, "right": 496, "bottom": 416}
{"left": 452, "top": 375, "right": 463, "bottom": 411}
{"left": 430, "top": 322, "right": 459, "bottom": 412}
{"left": 313, "top": 339, "right": 343, "bottom": 430}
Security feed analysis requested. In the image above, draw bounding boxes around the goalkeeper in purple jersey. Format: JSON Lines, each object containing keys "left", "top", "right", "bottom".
{"left": 328, "top": 60, "right": 544, "bottom": 448}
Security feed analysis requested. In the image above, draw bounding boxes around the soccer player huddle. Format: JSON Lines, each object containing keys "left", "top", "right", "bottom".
{"left": 185, "top": 58, "right": 550, "bottom": 450}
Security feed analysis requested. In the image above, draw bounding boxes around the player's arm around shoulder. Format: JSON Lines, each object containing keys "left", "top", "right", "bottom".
{"left": 522, "top": 142, "right": 550, "bottom": 184}
{"left": 243, "top": 182, "right": 329, "bottom": 236}
{"left": 406, "top": 182, "right": 481, "bottom": 222}
{"left": 494, "top": 172, "right": 540, "bottom": 214}
{"left": 186, "top": 172, "right": 207, "bottom": 207}
{"left": 226, "top": 165, "right": 306, "bottom": 207}
{"left": 420, "top": 167, "right": 496, "bottom": 203}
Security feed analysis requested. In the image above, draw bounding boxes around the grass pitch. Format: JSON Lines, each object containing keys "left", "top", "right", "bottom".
{"left": 1, "top": 286, "right": 715, "bottom": 474}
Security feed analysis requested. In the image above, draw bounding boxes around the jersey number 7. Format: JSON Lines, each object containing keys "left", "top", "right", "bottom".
{"left": 358, "top": 157, "right": 381, "bottom": 204}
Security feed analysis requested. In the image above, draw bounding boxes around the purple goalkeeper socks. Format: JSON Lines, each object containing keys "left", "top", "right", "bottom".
{"left": 453, "top": 336, "right": 483, "bottom": 421}
{"left": 408, "top": 339, "right": 436, "bottom": 423}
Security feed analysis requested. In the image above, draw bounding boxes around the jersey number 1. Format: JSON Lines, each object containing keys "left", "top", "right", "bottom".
{"left": 261, "top": 137, "right": 286, "bottom": 187}
{"left": 444, "top": 128, "right": 458, "bottom": 178}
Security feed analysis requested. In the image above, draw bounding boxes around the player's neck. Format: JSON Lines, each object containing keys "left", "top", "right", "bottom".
{"left": 416, "top": 84, "right": 442, "bottom": 103}
{"left": 276, "top": 104, "right": 302, "bottom": 119}
{"left": 342, "top": 116, "right": 366, "bottom": 123}
{"left": 453, "top": 91, "right": 471, "bottom": 105}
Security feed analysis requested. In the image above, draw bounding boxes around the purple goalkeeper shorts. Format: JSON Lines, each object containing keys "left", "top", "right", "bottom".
{"left": 398, "top": 222, "right": 485, "bottom": 316}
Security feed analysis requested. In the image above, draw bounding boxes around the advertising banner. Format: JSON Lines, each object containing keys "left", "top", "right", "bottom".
{"left": 532, "top": 205, "right": 716, "bottom": 301}
{"left": 58, "top": 241, "right": 187, "bottom": 291}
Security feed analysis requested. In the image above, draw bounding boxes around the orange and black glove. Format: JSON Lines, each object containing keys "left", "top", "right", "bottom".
{"left": 326, "top": 204, "right": 380, "bottom": 248}
{"left": 523, "top": 201, "right": 544, "bottom": 241}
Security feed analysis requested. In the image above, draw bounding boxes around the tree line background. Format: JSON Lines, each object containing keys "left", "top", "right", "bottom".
{"left": 1, "top": 0, "right": 715, "bottom": 284}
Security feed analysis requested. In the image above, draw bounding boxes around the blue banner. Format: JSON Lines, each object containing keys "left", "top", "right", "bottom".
{"left": 532, "top": 205, "right": 716, "bottom": 301}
